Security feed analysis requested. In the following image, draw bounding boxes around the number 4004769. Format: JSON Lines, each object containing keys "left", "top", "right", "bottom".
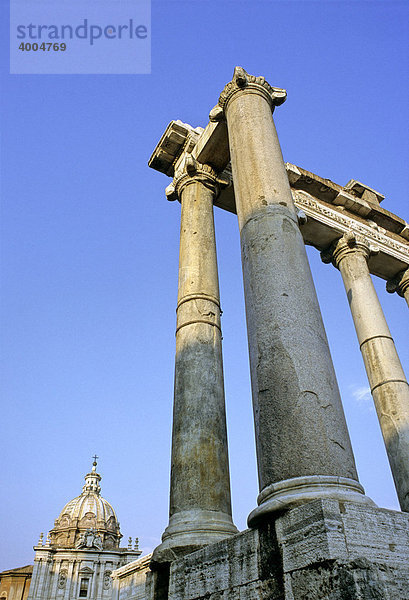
{"left": 19, "top": 42, "right": 67, "bottom": 51}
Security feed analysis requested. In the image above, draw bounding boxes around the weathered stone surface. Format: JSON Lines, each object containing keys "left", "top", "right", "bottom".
{"left": 276, "top": 500, "right": 409, "bottom": 571}
{"left": 324, "top": 234, "right": 409, "bottom": 512}
{"left": 147, "top": 67, "right": 409, "bottom": 600}
{"left": 148, "top": 121, "right": 203, "bottom": 177}
{"left": 152, "top": 154, "right": 237, "bottom": 564}
{"left": 166, "top": 501, "right": 409, "bottom": 600}
{"left": 210, "top": 166, "right": 409, "bottom": 282}
{"left": 112, "top": 554, "right": 151, "bottom": 600}
{"left": 191, "top": 119, "right": 230, "bottom": 173}
{"left": 219, "top": 67, "right": 367, "bottom": 522}
{"left": 288, "top": 559, "right": 402, "bottom": 600}
{"left": 277, "top": 500, "right": 409, "bottom": 599}
{"left": 168, "top": 523, "right": 284, "bottom": 600}
{"left": 145, "top": 566, "right": 170, "bottom": 600}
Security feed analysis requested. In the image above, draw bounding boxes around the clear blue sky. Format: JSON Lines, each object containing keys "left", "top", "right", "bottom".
{"left": 1, "top": 0, "right": 408, "bottom": 571}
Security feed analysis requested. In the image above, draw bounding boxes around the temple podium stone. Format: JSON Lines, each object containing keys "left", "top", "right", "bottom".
{"left": 166, "top": 500, "right": 409, "bottom": 600}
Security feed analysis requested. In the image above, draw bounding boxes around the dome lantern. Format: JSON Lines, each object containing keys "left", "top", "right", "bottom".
{"left": 82, "top": 455, "right": 102, "bottom": 494}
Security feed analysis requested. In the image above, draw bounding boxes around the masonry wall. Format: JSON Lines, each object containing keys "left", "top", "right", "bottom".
{"left": 166, "top": 500, "right": 409, "bottom": 600}
{"left": 112, "top": 556, "right": 151, "bottom": 600}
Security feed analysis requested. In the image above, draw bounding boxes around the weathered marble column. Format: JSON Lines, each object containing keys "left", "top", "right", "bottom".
{"left": 49, "top": 560, "right": 61, "bottom": 599}
{"left": 152, "top": 154, "right": 237, "bottom": 563}
{"left": 323, "top": 233, "right": 409, "bottom": 512}
{"left": 36, "top": 558, "right": 52, "bottom": 600}
{"left": 387, "top": 267, "right": 409, "bottom": 309}
{"left": 215, "top": 67, "right": 372, "bottom": 527}
{"left": 89, "top": 560, "right": 99, "bottom": 599}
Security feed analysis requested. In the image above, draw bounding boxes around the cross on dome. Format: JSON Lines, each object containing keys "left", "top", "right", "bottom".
{"left": 92, "top": 454, "right": 99, "bottom": 471}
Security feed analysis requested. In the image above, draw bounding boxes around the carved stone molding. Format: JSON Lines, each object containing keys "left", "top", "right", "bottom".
{"left": 321, "top": 232, "right": 376, "bottom": 270}
{"left": 294, "top": 190, "right": 409, "bottom": 266}
{"left": 103, "top": 570, "right": 112, "bottom": 590}
{"left": 149, "top": 117, "right": 409, "bottom": 283}
{"left": 285, "top": 163, "right": 408, "bottom": 239}
{"left": 218, "top": 66, "right": 287, "bottom": 113}
{"left": 165, "top": 155, "right": 229, "bottom": 202}
{"left": 57, "top": 569, "right": 67, "bottom": 589}
{"left": 78, "top": 566, "right": 94, "bottom": 575}
{"left": 148, "top": 120, "right": 204, "bottom": 177}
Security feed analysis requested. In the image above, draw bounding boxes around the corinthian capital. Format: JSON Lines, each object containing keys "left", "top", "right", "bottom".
{"left": 321, "top": 231, "right": 379, "bottom": 269}
{"left": 165, "top": 154, "right": 229, "bottom": 202}
{"left": 386, "top": 267, "right": 409, "bottom": 298}
{"left": 218, "top": 66, "right": 287, "bottom": 113}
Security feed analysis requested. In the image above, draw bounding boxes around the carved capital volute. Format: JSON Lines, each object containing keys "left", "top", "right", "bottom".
{"left": 166, "top": 154, "right": 228, "bottom": 202}
{"left": 218, "top": 66, "right": 287, "bottom": 114}
{"left": 321, "top": 232, "right": 379, "bottom": 270}
{"left": 386, "top": 267, "right": 409, "bottom": 298}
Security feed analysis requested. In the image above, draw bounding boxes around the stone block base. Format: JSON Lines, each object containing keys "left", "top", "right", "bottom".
{"left": 155, "top": 500, "right": 409, "bottom": 600}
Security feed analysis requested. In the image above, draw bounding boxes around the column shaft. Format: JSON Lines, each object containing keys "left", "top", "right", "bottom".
{"left": 36, "top": 558, "right": 50, "bottom": 599}
{"left": 63, "top": 560, "right": 75, "bottom": 600}
{"left": 152, "top": 164, "right": 237, "bottom": 563}
{"left": 96, "top": 560, "right": 105, "bottom": 600}
{"left": 219, "top": 67, "right": 371, "bottom": 526}
{"left": 27, "top": 560, "right": 40, "bottom": 600}
{"left": 49, "top": 560, "right": 61, "bottom": 599}
{"left": 334, "top": 238, "right": 409, "bottom": 511}
{"left": 89, "top": 560, "right": 99, "bottom": 599}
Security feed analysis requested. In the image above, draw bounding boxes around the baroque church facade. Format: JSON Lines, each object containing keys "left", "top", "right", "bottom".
{"left": 3, "top": 459, "right": 147, "bottom": 600}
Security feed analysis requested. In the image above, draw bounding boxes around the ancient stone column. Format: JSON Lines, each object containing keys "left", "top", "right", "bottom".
{"left": 49, "top": 561, "right": 61, "bottom": 599}
{"left": 324, "top": 233, "right": 409, "bottom": 512}
{"left": 152, "top": 154, "right": 237, "bottom": 564}
{"left": 387, "top": 268, "right": 409, "bottom": 309}
{"left": 215, "top": 67, "right": 372, "bottom": 527}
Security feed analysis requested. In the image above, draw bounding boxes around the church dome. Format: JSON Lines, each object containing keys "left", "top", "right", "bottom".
{"left": 49, "top": 458, "right": 122, "bottom": 550}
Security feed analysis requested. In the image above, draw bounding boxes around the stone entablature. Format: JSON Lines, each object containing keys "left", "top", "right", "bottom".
{"left": 149, "top": 121, "right": 409, "bottom": 284}
{"left": 287, "top": 163, "right": 408, "bottom": 238}
{"left": 148, "top": 121, "right": 203, "bottom": 177}
{"left": 292, "top": 188, "right": 409, "bottom": 279}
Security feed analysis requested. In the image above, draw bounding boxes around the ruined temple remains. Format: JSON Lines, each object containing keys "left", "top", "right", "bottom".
{"left": 147, "top": 67, "right": 409, "bottom": 599}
